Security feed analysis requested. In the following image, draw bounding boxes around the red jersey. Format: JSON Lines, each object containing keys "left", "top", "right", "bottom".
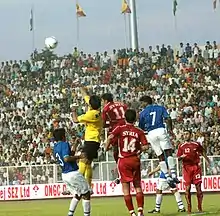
{"left": 177, "top": 141, "right": 203, "bottom": 166}
{"left": 111, "top": 124, "right": 148, "bottom": 158}
{"left": 102, "top": 102, "right": 128, "bottom": 132}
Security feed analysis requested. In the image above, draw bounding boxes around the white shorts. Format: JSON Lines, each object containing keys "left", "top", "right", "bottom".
{"left": 157, "top": 178, "right": 176, "bottom": 191}
{"left": 62, "top": 171, "right": 89, "bottom": 196}
{"left": 147, "top": 128, "right": 172, "bottom": 156}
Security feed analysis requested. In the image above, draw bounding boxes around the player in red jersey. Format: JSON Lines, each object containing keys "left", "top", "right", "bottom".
{"left": 102, "top": 93, "right": 128, "bottom": 183}
{"left": 105, "top": 109, "right": 148, "bottom": 216}
{"left": 177, "top": 130, "right": 210, "bottom": 214}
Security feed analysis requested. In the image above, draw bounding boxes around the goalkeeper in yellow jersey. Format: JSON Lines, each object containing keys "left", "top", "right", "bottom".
{"left": 72, "top": 87, "right": 102, "bottom": 193}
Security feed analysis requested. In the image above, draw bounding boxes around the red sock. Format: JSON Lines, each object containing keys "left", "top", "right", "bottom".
{"left": 136, "top": 192, "right": 144, "bottom": 214}
{"left": 185, "top": 192, "right": 192, "bottom": 213}
{"left": 124, "top": 194, "right": 134, "bottom": 214}
{"left": 197, "top": 191, "right": 203, "bottom": 211}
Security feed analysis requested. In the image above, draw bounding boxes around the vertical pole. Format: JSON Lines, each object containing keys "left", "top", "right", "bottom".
{"left": 31, "top": 5, "right": 35, "bottom": 56}
{"left": 76, "top": 0, "right": 80, "bottom": 49}
{"left": 129, "top": 0, "right": 139, "bottom": 50}
{"left": 76, "top": 16, "right": 80, "bottom": 49}
{"left": 128, "top": 14, "right": 131, "bottom": 49}
{"left": 123, "top": 14, "right": 128, "bottom": 49}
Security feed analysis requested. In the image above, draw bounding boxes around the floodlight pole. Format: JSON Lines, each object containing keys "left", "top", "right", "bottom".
{"left": 129, "top": 0, "right": 139, "bottom": 50}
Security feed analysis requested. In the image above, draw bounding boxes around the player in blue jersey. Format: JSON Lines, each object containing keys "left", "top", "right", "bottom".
{"left": 139, "top": 96, "right": 179, "bottom": 187}
{"left": 147, "top": 165, "right": 185, "bottom": 214}
{"left": 53, "top": 128, "right": 91, "bottom": 216}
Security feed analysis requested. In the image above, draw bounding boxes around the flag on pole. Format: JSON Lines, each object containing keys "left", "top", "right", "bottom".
{"left": 213, "top": 0, "right": 217, "bottom": 10}
{"left": 76, "top": 3, "right": 86, "bottom": 17}
{"left": 173, "top": 0, "right": 178, "bottom": 16}
{"left": 30, "top": 8, "right": 33, "bottom": 31}
{"left": 121, "top": 0, "right": 131, "bottom": 14}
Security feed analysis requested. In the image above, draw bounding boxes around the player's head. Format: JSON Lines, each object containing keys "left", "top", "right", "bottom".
{"left": 89, "top": 95, "right": 101, "bottom": 110}
{"left": 125, "top": 109, "right": 137, "bottom": 124}
{"left": 183, "top": 130, "right": 192, "bottom": 141}
{"left": 53, "top": 118, "right": 60, "bottom": 129}
{"left": 101, "top": 93, "right": 113, "bottom": 105}
{"left": 53, "top": 128, "right": 66, "bottom": 142}
{"left": 139, "top": 96, "right": 153, "bottom": 107}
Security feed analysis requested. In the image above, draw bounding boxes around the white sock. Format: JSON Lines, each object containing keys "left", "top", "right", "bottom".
{"left": 68, "top": 198, "right": 79, "bottom": 216}
{"left": 159, "top": 161, "right": 170, "bottom": 178}
{"left": 174, "top": 191, "right": 184, "bottom": 210}
{"left": 167, "top": 156, "right": 176, "bottom": 178}
{"left": 155, "top": 194, "right": 163, "bottom": 211}
{"left": 82, "top": 199, "right": 91, "bottom": 216}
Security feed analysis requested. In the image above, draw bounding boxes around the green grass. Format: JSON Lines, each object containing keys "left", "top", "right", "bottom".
{"left": 0, "top": 194, "right": 220, "bottom": 216}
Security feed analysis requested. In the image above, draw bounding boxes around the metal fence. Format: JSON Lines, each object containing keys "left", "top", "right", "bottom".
{"left": 0, "top": 156, "right": 220, "bottom": 186}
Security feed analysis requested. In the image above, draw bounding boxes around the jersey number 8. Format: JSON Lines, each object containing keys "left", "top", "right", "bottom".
{"left": 56, "top": 153, "right": 64, "bottom": 167}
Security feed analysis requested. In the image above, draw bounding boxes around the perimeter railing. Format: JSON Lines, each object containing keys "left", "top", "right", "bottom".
{"left": 0, "top": 156, "right": 219, "bottom": 185}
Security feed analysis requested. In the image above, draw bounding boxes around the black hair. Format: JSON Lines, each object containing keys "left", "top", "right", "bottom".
{"left": 139, "top": 96, "right": 153, "bottom": 104}
{"left": 101, "top": 93, "right": 113, "bottom": 102}
{"left": 89, "top": 95, "right": 101, "bottom": 110}
{"left": 53, "top": 128, "right": 66, "bottom": 141}
{"left": 125, "top": 109, "right": 136, "bottom": 123}
{"left": 184, "top": 129, "right": 192, "bottom": 135}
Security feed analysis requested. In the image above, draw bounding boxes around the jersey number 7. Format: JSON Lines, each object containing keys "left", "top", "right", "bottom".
{"left": 150, "top": 111, "right": 156, "bottom": 126}
{"left": 56, "top": 153, "right": 64, "bottom": 167}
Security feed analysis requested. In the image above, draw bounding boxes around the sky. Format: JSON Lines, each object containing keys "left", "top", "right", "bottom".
{"left": 0, "top": 0, "right": 219, "bottom": 60}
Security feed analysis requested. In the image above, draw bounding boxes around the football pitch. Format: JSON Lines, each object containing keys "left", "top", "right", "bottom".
{"left": 0, "top": 194, "right": 220, "bottom": 216}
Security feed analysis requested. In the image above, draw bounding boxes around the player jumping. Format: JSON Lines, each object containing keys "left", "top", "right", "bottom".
{"left": 106, "top": 109, "right": 148, "bottom": 216}
{"left": 72, "top": 87, "right": 102, "bottom": 192}
{"left": 177, "top": 130, "right": 210, "bottom": 214}
{"left": 148, "top": 165, "right": 185, "bottom": 214}
{"left": 139, "top": 96, "right": 179, "bottom": 188}
{"left": 53, "top": 128, "right": 91, "bottom": 216}
{"left": 102, "top": 93, "right": 127, "bottom": 184}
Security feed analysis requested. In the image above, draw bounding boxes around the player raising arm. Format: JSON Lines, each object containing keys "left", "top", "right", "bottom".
{"left": 72, "top": 87, "right": 102, "bottom": 191}
{"left": 177, "top": 130, "right": 210, "bottom": 214}
{"left": 53, "top": 128, "right": 91, "bottom": 216}
{"left": 106, "top": 109, "right": 148, "bottom": 216}
{"left": 148, "top": 165, "right": 185, "bottom": 214}
{"left": 102, "top": 93, "right": 127, "bottom": 183}
{"left": 139, "top": 96, "right": 179, "bottom": 188}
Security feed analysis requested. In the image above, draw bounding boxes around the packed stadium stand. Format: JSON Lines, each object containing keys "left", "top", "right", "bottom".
{"left": 1, "top": 41, "right": 220, "bottom": 185}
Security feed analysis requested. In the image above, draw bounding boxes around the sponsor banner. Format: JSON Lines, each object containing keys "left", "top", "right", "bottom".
{"left": 0, "top": 176, "right": 220, "bottom": 201}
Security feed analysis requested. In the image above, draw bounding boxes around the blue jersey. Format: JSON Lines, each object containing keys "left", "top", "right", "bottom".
{"left": 139, "top": 104, "right": 169, "bottom": 132}
{"left": 53, "top": 141, "right": 78, "bottom": 174}
{"left": 159, "top": 171, "right": 166, "bottom": 179}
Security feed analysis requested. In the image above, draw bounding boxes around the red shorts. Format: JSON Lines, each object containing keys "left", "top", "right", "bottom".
{"left": 117, "top": 156, "right": 141, "bottom": 183}
{"left": 183, "top": 164, "right": 202, "bottom": 186}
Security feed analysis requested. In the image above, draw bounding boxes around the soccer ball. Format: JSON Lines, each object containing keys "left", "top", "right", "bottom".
{"left": 45, "top": 36, "right": 58, "bottom": 49}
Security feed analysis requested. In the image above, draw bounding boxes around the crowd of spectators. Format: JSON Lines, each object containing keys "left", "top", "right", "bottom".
{"left": 1, "top": 40, "right": 220, "bottom": 185}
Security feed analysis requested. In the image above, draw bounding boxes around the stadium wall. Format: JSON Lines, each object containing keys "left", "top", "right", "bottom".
{"left": 0, "top": 176, "right": 220, "bottom": 201}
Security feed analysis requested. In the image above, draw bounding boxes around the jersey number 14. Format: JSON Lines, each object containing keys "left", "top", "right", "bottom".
{"left": 122, "top": 137, "right": 136, "bottom": 152}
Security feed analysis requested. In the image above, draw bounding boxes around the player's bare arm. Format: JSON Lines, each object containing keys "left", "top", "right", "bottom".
{"left": 201, "top": 150, "right": 211, "bottom": 165}
{"left": 148, "top": 165, "right": 160, "bottom": 177}
{"left": 178, "top": 154, "right": 187, "bottom": 161}
{"left": 141, "top": 145, "right": 149, "bottom": 152}
{"left": 81, "top": 86, "right": 89, "bottom": 97}
{"left": 105, "top": 134, "right": 114, "bottom": 151}
{"left": 72, "top": 108, "right": 79, "bottom": 123}
{"left": 165, "top": 117, "right": 173, "bottom": 133}
{"left": 63, "top": 154, "right": 83, "bottom": 163}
